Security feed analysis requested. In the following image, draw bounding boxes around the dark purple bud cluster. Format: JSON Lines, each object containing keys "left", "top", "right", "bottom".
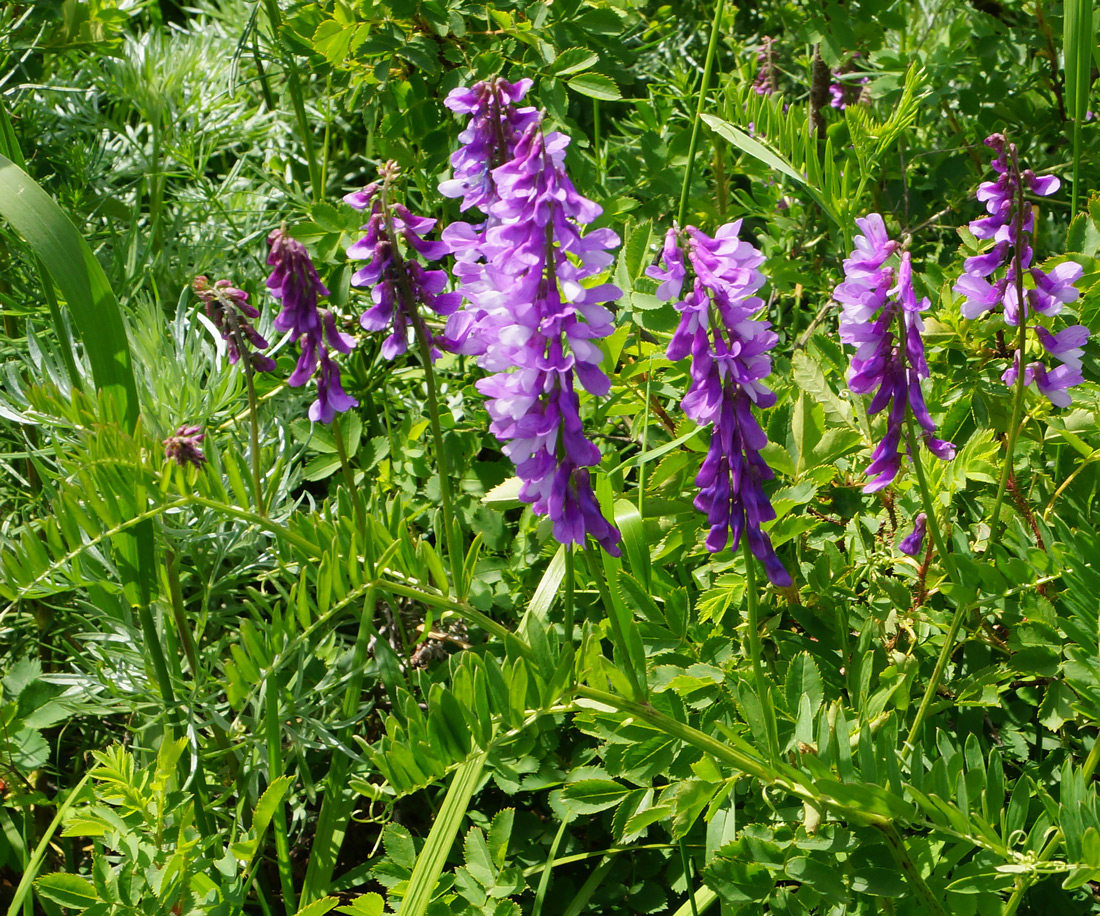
{"left": 193, "top": 276, "right": 276, "bottom": 373}
{"left": 164, "top": 425, "right": 206, "bottom": 469}
{"left": 266, "top": 229, "right": 358, "bottom": 424}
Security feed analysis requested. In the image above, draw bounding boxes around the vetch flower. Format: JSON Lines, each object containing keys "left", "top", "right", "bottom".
{"left": 440, "top": 87, "right": 622, "bottom": 555}
{"left": 753, "top": 37, "right": 778, "bottom": 96}
{"left": 193, "top": 276, "right": 276, "bottom": 373}
{"left": 649, "top": 221, "right": 790, "bottom": 587}
{"left": 266, "top": 229, "right": 358, "bottom": 423}
{"left": 164, "top": 425, "right": 206, "bottom": 469}
{"left": 954, "top": 134, "right": 1088, "bottom": 406}
{"left": 898, "top": 512, "right": 927, "bottom": 556}
{"left": 835, "top": 215, "right": 955, "bottom": 493}
{"left": 345, "top": 161, "right": 460, "bottom": 361}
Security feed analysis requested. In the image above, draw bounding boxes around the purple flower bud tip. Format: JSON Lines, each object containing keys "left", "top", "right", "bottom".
{"left": 898, "top": 513, "right": 927, "bottom": 556}
{"left": 164, "top": 425, "right": 206, "bottom": 468}
{"left": 193, "top": 275, "right": 275, "bottom": 372}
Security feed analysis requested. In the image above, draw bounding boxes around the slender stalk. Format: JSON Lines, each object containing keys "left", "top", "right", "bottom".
{"left": 262, "top": 0, "right": 321, "bottom": 199}
{"left": 241, "top": 356, "right": 267, "bottom": 518}
{"left": 380, "top": 179, "right": 464, "bottom": 597}
{"left": 676, "top": 0, "right": 726, "bottom": 228}
{"left": 1000, "top": 735, "right": 1100, "bottom": 916}
{"left": 878, "top": 824, "right": 950, "bottom": 916}
{"left": 564, "top": 548, "right": 576, "bottom": 683}
{"left": 742, "top": 539, "right": 779, "bottom": 762}
{"left": 583, "top": 551, "right": 647, "bottom": 701}
{"left": 331, "top": 413, "right": 366, "bottom": 538}
{"left": 300, "top": 588, "right": 377, "bottom": 904}
{"left": 264, "top": 670, "right": 297, "bottom": 915}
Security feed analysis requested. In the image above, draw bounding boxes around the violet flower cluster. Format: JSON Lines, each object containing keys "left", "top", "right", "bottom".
{"left": 266, "top": 229, "right": 358, "bottom": 424}
{"left": 647, "top": 222, "right": 791, "bottom": 587}
{"left": 439, "top": 79, "right": 622, "bottom": 555}
{"left": 345, "top": 161, "right": 460, "bottom": 361}
{"left": 193, "top": 276, "right": 276, "bottom": 373}
{"left": 953, "top": 134, "right": 1087, "bottom": 407}
{"left": 752, "top": 37, "right": 778, "bottom": 96}
{"left": 834, "top": 214, "right": 955, "bottom": 492}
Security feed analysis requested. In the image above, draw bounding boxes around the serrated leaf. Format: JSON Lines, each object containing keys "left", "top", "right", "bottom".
{"left": 568, "top": 73, "right": 621, "bottom": 101}
{"left": 35, "top": 873, "right": 98, "bottom": 909}
{"left": 335, "top": 893, "right": 385, "bottom": 916}
{"left": 293, "top": 897, "right": 340, "bottom": 916}
{"left": 550, "top": 47, "right": 598, "bottom": 76}
{"left": 562, "top": 778, "right": 630, "bottom": 814}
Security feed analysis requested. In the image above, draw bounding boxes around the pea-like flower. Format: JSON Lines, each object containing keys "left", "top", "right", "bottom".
{"left": 164, "top": 425, "right": 206, "bottom": 469}
{"left": 345, "top": 162, "right": 460, "bottom": 361}
{"left": 954, "top": 134, "right": 1088, "bottom": 406}
{"left": 649, "top": 222, "right": 790, "bottom": 587}
{"left": 440, "top": 83, "right": 622, "bottom": 555}
{"left": 266, "top": 229, "right": 358, "bottom": 424}
{"left": 835, "top": 215, "right": 955, "bottom": 493}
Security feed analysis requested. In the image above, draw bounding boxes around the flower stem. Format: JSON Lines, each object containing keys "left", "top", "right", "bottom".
{"left": 676, "top": 0, "right": 726, "bottom": 228}
{"left": 564, "top": 548, "right": 576, "bottom": 685}
{"left": 264, "top": 668, "right": 297, "bottom": 915}
{"left": 989, "top": 317, "right": 1029, "bottom": 535}
{"left": 241, "top": 356, "right": 267, "bottom": 518}
{"left": 742, "top": 538, "right": 779, "bottom": 762}
{"left": 380, "top": 180, "right": 465, "bottom": 598}
{"left": 331, "top": 413, "right": 366, "bottom": 539}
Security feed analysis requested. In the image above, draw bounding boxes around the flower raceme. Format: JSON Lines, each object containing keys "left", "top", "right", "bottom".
{"left": 648, "top": 222, "right": 791, "bottom": 587}
{"left": 192, "top": 276, "right": 276, "bottom": 373}
{"left": 266, "top": 229, "right": 358, "bottom": 424}
{"left": 345, "top": 161, "right": 460, "bottom": 362}
{"left": 954, "top": 134, "right": 1088, "bottom": 407}
{"left": 440, "top": 80, "right": 622, "bottom": 556}
{"left": 834, "top": 215, "right": 955, "bottom": 492}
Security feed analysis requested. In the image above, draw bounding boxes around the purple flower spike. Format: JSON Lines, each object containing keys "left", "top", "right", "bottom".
{"left": 164, "top": 425, "right": 206, "bottom": 469}
{"left": 439, "top": 84, "right": 622, "bottom": 555}
{"left": 753, "top": 37, "right": 778, "bottom": 96}
{"left": 954, "top": 135, "right": 1088, "bottom": 406}
{"left": 193, "top": 276, "right": 277, "bottom": 373}
{"left": 266, "top": 229, "right": 358, "bottom": 424}
{"left": 835, "top": 216, "right": 954, "bottom": 492}
{"left": 345, "top": 161, "right": 459, "bottom": 362}
{"left": 898, "top": 513, "right": 927, "bottom": 556}
{"left": 654, "top": 222, "right": 790, "bottom": 587}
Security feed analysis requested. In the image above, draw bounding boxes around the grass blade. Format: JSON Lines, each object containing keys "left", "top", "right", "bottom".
{"left": 1064, "top": 0, "right": 1095, "bottom": 212}
{"left": 0, "top": 154, "right": 138, "bottom": 428}
{"left": 400, "top": 752, "right": 487, "bottom": 916}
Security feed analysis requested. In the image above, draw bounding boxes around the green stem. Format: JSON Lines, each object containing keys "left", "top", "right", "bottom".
{"left": 1000, "top": 734, "right": 1100, "bottom": 916}
{"left": 676, "top": 0, "right": 726, "bottom": 228}
{"left": 262, "top": 0, "right": 321, "bottom": 199}
{"left": 331, "top": 413, "right": 366, "bottom": 539}
{"left": 878, "top": 823, "right": 949, "bottom": 916}
{"left": 264, "top": 669, "right": 297, "bottom": 915}
{"left": 564, "top": 548, "right": 576, "bottom": 683}
{"left": 300, "top": 588, "right": 377, "bottom": 905}
{"left": 742, "top": 539, "right": 779, "bottom": 762}
{"left": 380, "top": 178, "right": 464, "bottom": 598}
{"left": 243, "top": 358, "right": 266, "bottom": 518}
{"left": 989, "top": 317, "right": 1029, "bottom": 535}
{"left": 905, "top": 599, "right": 970, "bottom": 749}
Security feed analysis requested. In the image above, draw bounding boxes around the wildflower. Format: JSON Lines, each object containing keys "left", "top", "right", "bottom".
{"left": 752, "top": 37, "right": 778, "bottom": 96}
{"left": 954, "top": 134, "right": 1087, "bottom": 406}
{"left": 648, "top": 221, "right": 790, "bottom": 587}
{"left": 193, "top": 276, "right": 276, "bottom": 373}
{"left": 266, "top": 229, "right": 358, "bottom": 424}
{"left": 441, "top": 87, "right": 622, "bottom": 555}
{"left": 835, "top": 215, "right": 954, "bottom": 493}
{"left": 898, "top": 512, "right": 927, "bottom": 556}
{"left": 164, "top": 425, "right": 206, "bottom": 469}
{"left": 345, "top": 161, "right": 460, "bottom": 361}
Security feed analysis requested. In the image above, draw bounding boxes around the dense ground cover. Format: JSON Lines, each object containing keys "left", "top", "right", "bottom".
{"left": 2, "top": 0, "right": 1100, "bottom": 914}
